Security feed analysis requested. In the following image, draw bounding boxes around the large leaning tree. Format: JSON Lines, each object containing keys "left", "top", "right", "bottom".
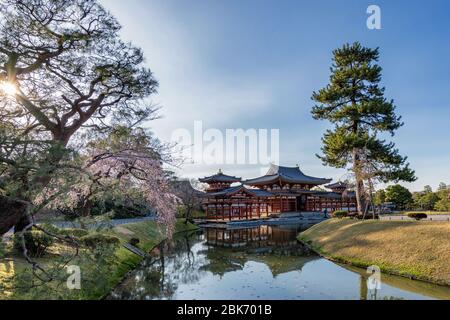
{"left": 0, "top": 0, "right": 176, "bottom": 236}
{"left": 311, "top": 42, "right": 416, "bottom": 215}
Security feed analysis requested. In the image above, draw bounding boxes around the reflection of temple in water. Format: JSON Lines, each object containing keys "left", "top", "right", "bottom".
{"left": 200, "top": 225, "right": 319, "bottom": 278}
{"left": 203, "top": 225, "right": 300, "bottom": 249}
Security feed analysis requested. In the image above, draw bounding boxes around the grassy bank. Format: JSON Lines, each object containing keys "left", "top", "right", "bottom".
{"left": 298, "top": 219, "right": 450, "bottom": 286}
{"left": 0, "top": 219, "right": 198, "bottom": 300}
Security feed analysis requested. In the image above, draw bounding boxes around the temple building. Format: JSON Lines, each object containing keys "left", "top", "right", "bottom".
{"left": 199, "top": 165, "right": 356, "bottom": 221}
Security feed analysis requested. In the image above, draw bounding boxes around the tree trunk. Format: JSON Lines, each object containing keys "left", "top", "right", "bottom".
{"left": 0, "top": 196, "right": 29, "bottom": 235}
{"left": 14, "top": 212, "right": 32, "bottom": 234}
{"left": 353, "top": 148, "right": 366, "bottom": 216}
{"left": 79, "top": 199, "right": 93, "bottom": 217}
{"left": 184, "top": 207, "right": 191, "bottom": 224}
{"left": 4, "top": 140, "right": 69, "bottom": 236}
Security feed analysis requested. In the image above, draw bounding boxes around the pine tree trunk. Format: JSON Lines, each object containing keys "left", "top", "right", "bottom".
{"left": 14, "top": 212, "right": 32, "bottom": 234}
{"left": 2, "top": 138, "right": 69, "bottom": 236}
{"left": 0, "top": 196, "right": 29, "bottom": 235}
{"left": 355, "top": 179, "right": 366, "bottom": 216}
{"left": 353, "top": 148, "right": 366, "bottom": 216}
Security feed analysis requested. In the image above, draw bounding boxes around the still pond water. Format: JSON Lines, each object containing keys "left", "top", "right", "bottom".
{"left": 110, "top": 224, "right": 450, "bottom": 300}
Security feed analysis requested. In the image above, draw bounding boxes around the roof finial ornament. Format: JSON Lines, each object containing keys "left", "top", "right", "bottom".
{"left": 218, "top": 168, "right": 222, "bottom": 174}
{"left": 296, "top": 163, "right": 299, "bottom": 168}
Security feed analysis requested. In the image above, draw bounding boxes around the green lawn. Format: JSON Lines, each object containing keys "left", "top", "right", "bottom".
{"left": 0, "top": 219, "right": 198, "bottom": 300}
{"left": 298, "top": 218, "right": 450, "bottom": 286}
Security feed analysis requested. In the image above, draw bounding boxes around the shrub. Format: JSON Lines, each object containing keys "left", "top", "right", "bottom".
{"left": 0, "top": 242, "right": 5, "bottom": 258}
{"left": 38, "top": 224, "right": 89, "bottom": 239}
{"left": 38, "top": 223, "right": 62, "bottom": 235}
{"left": 407, "top": 212, "right": 428, "bottom": 221}
{"left": 357, "top": 214, "right": 379, "bottom": 220}
{"left": 332, "top": 210, "right": 348, "bottom": 219}
{"left": 191, "top": 210, "right": 207, "bottom": 219}
{"left": 80, "top": 234, "right": 121, "bottom": 249}
{"left": 129, "top": 238, "right": 140, "bottom": 246}
{"left": 91, "top": 198, "right": 149, "bottom": 219}
{"left": 13, "top": 230, "right": 54, "bottom": 257}
{"left": 59, "top": 228, "right": 89, "bottom": 238}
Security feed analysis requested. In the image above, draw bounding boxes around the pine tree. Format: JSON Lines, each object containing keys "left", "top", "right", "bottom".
{"left": 311, "top": 42, "right": 416, "bottom": 215}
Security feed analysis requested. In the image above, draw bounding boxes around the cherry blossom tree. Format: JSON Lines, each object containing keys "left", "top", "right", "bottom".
{"left": 93, "top": 128, "right": 176, "bottom": 226}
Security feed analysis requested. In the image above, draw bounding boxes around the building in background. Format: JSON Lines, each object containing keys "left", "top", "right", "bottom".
{"left": 199, "top": 164, "right": 356, "bottom": 221}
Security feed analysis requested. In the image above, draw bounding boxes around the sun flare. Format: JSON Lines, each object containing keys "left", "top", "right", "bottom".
{"left": 0, "top": 82, "right": 18, "bottom": 96}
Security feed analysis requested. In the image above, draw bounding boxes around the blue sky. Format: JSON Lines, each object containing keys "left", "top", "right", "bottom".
{"left": 102, "top": 0, "right": 450, "bottom": 191}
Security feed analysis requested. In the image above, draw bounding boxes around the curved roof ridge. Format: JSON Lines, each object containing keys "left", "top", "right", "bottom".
{"left": 203, "top": 184, "right": 273, "bottom": 198}
{"left": 325, "top": 181, "right": 349, "bottom": 189}
{"left": 199, "top": 171, "right": 242, "bottom": 183}
{"left": 244, "top": 163, "right": 332, "bottom": 186}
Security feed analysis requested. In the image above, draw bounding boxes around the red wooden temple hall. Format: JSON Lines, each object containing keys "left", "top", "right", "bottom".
{"left": 199, "top": 164, "right": 356, "bottom": 221}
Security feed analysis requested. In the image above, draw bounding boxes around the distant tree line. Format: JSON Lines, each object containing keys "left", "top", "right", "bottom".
{"left": 373, "top": 183, "right": 450, "bottom": 212}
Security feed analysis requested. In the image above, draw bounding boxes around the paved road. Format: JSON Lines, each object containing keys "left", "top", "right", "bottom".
{"left": 380, "top": 214, "right": 450, "bottom": 221}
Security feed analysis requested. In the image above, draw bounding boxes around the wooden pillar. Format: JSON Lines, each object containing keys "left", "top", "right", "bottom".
{"left": 217, "top": 202, "right": 220, "bottom": 220}
{"left": 239, "top": 203, "right": 242, "bottom": 220}
{"left": 257, "top": 198, "right": 261, "bottom": 219}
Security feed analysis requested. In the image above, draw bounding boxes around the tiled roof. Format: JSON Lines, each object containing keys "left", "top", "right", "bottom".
{"left": 312, "top": 191, "right": 343, "bottom": 199}
{"left": 312, "top": 191, "right": 356, "bottom": 199}
{"left": 199, "top": 170, "right": 241, "bottom": 183}
{"left": 325, "top": 181, "right": 348, "bottom": 189}
{"left": 244, "top": 164, "right": 332, "bottom": 186}
{"left": 202, "top": 185, "right": 273, "bottom": 198}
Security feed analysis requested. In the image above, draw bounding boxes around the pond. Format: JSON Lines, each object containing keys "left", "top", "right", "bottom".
{"left": 110, "top": 224, "right": 450, "bottom": 300}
